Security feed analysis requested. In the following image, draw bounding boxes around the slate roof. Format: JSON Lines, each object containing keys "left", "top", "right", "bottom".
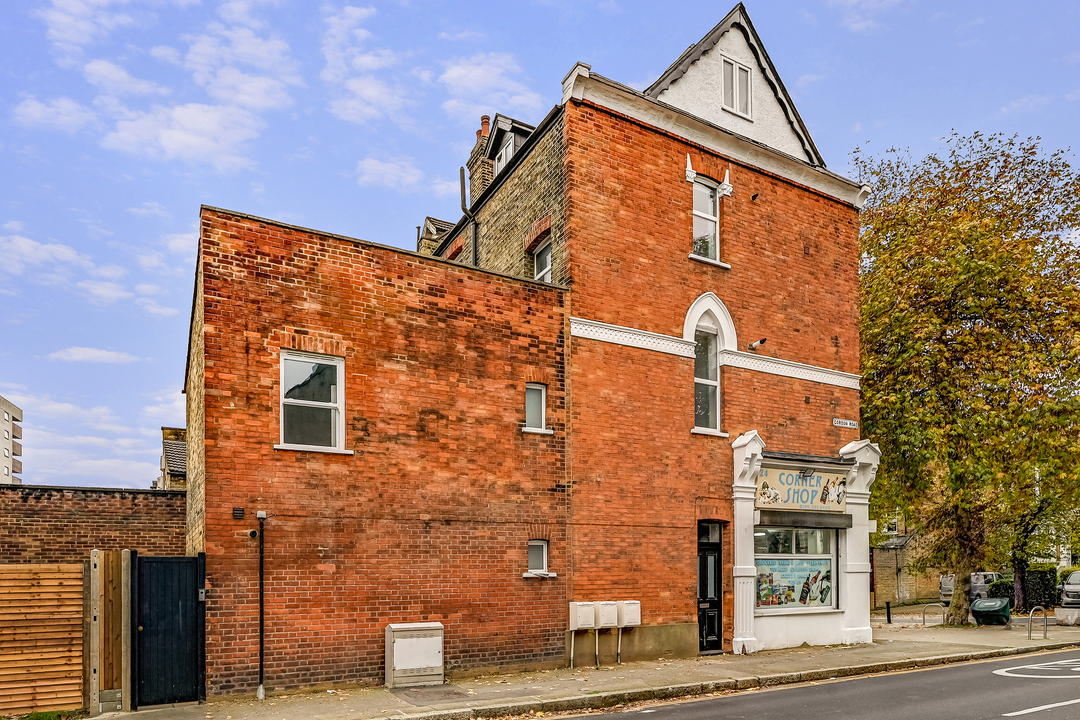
{"left": 163, "top": 439, "right": 187, "bottom": 477}
{"left": 426, "top": 217, "right": 455, "bottom": 236}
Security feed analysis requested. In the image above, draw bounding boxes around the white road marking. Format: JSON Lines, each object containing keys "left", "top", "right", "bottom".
{"left": 1002, "top": 697, "right": 1080, "bottom": 716}
{"left": 994, "top": 659, "right": 1080, "bottom": 679}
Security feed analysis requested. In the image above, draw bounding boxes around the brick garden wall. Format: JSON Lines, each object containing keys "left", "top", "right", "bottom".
{"left": 195, "top": 207, "right": 569, "bottom": 694}
{"left": 0, "top": 486, "right": 186, "bottom": 563}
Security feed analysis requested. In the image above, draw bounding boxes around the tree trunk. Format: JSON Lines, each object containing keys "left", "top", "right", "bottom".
{"left": 1012, "top": 557, "right": 1028, "bottom": 612}
{"left": 947, "top": 562, "right": 973, "bottom": 625}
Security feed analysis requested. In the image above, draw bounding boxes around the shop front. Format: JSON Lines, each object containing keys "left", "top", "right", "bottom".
{"left": 729, "top": 431, "right": 880, "bottom": 653}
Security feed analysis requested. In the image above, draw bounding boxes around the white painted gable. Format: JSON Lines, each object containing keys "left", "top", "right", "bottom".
{"left": 648, "top": 7, "right": 822, "bottom": 166}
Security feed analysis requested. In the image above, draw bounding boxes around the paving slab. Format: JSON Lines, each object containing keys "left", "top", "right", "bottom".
{"left": 106, "top": 624, "right": 1080, "bottom": 720}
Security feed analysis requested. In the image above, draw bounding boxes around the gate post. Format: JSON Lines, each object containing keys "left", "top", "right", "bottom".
{"left": 122, "top": 550, "right": 132, "bottom": 713}
{"left": 89, "top": 549, "right": 101, "bottom": 716}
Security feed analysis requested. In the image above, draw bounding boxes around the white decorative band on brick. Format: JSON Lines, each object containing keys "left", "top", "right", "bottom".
{"left": 719, "top": 350, "right": 861, "bottom": 389}
{"left": 569, "top": 316, "right": 861, "bottom": 389}
{"left": 570, "top": 317, "right": 696, "bottom": 358}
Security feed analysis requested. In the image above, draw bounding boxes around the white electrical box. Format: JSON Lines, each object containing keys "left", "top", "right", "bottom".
{"left": 569, "top": 602, "right": 595, "bottom": 630}
{"left": 594, "top": 601, "right": 618, "bottom": 628}
{"left": 617, "top": 600, "right": 641, "bottom": 627}
{"left": 385, "top": 622, "right": 444, "bottom": 688}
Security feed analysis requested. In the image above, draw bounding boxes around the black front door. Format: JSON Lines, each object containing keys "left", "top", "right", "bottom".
{"left": 132, "top": 554, "right": 205, "bottom": 708}
{"left": 697, "top": 521, "right": 723, "bottom": 652}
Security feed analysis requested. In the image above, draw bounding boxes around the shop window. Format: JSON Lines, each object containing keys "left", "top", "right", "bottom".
{"left": 754, "top": 526, "right": 836, "bottom": 609}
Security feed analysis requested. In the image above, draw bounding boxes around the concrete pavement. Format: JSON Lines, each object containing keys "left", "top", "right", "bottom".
{"left": 115, "top": 622, "right": 1080, "bottom": 720}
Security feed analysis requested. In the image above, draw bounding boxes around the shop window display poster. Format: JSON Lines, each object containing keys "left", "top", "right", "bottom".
{"left": 756, "top": 557, "right": 833, "bottom": 607}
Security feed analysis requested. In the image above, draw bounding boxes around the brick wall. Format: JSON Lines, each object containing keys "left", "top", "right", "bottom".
{"left": 473, "top": 112, "right": 567, "bottom": 285}
{"left": 186, "top": 259, "right": 206, "bottom": 555}
{"left": 872, "top": 538, "right": 942, "bottom": 607}
{"left": 195, "top": 207, "right": 569, "bottom": 694}
{"left": 0, "top": 486, "right": 186, "bottom": 563}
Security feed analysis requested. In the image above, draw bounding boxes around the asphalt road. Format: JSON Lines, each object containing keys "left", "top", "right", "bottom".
{"left": 618, "top": 649, "right": 1080, "bottom": 720}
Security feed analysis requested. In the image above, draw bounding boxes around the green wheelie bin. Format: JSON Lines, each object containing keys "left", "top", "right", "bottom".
{"left": 971, "top": 597, "right": 1011, "bottom": 626}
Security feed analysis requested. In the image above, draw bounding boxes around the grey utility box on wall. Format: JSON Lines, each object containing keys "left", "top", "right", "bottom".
{"left": 385, "top": 622, "right": 445, "bottom": 688}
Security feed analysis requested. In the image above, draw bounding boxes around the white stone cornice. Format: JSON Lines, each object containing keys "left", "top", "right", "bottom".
{"left": 570, "top": 317, "right": 696, "bottom": 358}
{"left": 571, "top": 316, "right": 861, "bottom": 389}
{"left": 720, "top": 350, "right": 861, "bottom": 390}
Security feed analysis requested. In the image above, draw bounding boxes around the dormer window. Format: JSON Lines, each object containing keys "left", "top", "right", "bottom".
{"left": 494, "top": 136, "right": 515, "bottom": 175}
{"left": 722, "top": 57, "right": 751, "bottom": 119}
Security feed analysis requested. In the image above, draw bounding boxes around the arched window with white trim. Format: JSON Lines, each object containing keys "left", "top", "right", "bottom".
{"left": 684, "top": 293, "right": 737, "bottom": 436}
{"left": 694, "top": 312, "right": 720, "bottom": 431}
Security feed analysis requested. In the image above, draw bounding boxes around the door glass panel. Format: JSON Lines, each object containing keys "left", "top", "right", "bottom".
{"left": 707, "top": 554, "right": 716, "bottom": 599}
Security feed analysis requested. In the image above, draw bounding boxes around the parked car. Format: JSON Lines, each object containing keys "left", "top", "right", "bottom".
{"left": 940, "top": 572, "right": 1002, "bottom": 603}
{"left": 1060, "top": 571, "right": 1080, "bottom": 608}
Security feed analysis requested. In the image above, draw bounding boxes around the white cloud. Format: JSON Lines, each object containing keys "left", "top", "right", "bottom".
{"left": 217, "top": 0, "right": 279, "bottom": 28}
{"left": 84, "top": 59, "right": 169, "bottom": 96}
{"left": 842, "top": 14, "right": 880, "bottom": 32}
{"left": 89, "top": 264, "right": 128, "bottom": 279}
{"left": 0, "top": 234, "right": 92, "bottom": 274}
{"left": 439, "top": 53, "right": 543, "bottom": 123}
{"left": 101, "top": 103, "right": 264, "bottom": 171}
{"left": 2, "top": 391, "right": 120, "bottom": 426}
{"left": 329, "top": 76, "right": 407, "bottom": 122}
{"left": 320, "top": 5, "right": 378, "bottom": 83}
{"left": 136, "top": 298, "right": 179, "bottom": 316}
{"left": 143, "top": 386, "right": 186, "bottom": 424}
{"left": 12, "top": 96, "right": 96, "bottom": 133}
{"left": 1001, "top": 95, "right": 1054, "bottom": 114}
{"left": 356, "top": 157, "right": 424, "bottom": 189}
{"left": 1065, "top": 89, "right": 1080, "bottom": 102}
{"left": 204, "top": 67, "right": 293, "bottom": 110}
{"left": 164, "top": 230, "right": 198, "bottom": 256}
{"left": 126, "top": 201, "right": 170, "bottom": 217}
{"left": 438, "top": 30, "right": 483, "bottom": 41}
{"left": 185, "top": 24, "right": 300, "bottom": 86}
{"left": 351, "top": 49, "right": 398, "bottom": 71}
{"left": 47, "top": 346, "right": 140, "bottom": 363}
{"left": 3, "top": 221, "right": 26, "bottom": 231}
{"left": 135, "top": 283, "right": 161, "bottom": 294}
{"left": 77, "top": 279, "right": 134, "bottom": 304}
{"left": 796, "top": 73, "right": 826, "bottom": 89}
{"left": 150, "top": 45, "right": 183, "bottom": 64}
{"left": 36, "top": 0, "right": 137, "bottom": 63}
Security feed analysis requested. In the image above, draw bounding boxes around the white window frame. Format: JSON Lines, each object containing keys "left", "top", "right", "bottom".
{"left": 523, "top": 382, "right": 553, "bottom": 435}
{"left": 753, "top": 526, "right": 838, "bottom": 613}
{"left": 275, "top": 349, "right": 353, "bottom": 455}
{"left": 494, "top": 136, "right": 515, "bottom": 175}
{"left": 691, "top": 178, "right": 720, "bottom": 262}
{"left": 692, "top": 318, "right": 723, "bottom": 435}
{"left": 721, "top": 55, "right": 753, "bottom": 120}
{"left": 533, "top": 240, "right": 552, "bottom": 283}
{"left": 524, "top": 539, "right": 556, "bottom": 578}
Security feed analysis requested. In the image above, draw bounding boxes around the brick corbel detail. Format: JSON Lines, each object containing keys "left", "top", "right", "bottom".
{"left": 523, "top": 213, "right": 552, "bottom": 253}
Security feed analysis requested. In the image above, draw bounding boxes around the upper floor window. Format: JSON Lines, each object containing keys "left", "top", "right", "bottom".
{"left": 523, "top": 382, "right": 553, "bottom": 434}
{"left": 534, "top": 241, "right": 552, "bottom": 283}
{"left": 494, "top": 136, "right": 515, "bottom": 175}
{"left": 694, "top": 328, "right": 719, "bottom": 431}
{"left": 278, "top": 350, "right": 349, "bottom": 453}
{"left": 693, "top": 179, "right": 719, "bottom": 261}
{"left": 722, "top": 58, "right": 752, "bottom": 119}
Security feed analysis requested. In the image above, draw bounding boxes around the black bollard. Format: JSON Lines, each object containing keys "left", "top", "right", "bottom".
{"left": 886, "top": 601, "right": 892, "bottom": 624}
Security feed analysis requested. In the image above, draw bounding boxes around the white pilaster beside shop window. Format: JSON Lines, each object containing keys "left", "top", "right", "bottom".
{"left": 838, "top": 439, "right": 881, "bottom": 645}
{"left": 731, "top": 429, "right": 765, "bottom": 654}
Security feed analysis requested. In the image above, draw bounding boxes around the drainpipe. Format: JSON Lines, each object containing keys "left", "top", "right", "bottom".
{"left": 460, "top": 167, "right": 479, "bottom": 267}
{"left": 257, "top": 511, "right": 266, "bottom": 700}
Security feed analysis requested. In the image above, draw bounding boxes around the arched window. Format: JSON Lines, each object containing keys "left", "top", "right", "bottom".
{"left": 684, "top": 293, "right": 738, "bottom": 434}
{"left": 695, "top": 313, "right": 719, "bottom": 430}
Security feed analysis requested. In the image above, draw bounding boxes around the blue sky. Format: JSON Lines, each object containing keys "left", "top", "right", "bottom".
{"left": 2, "top": 0, "right": 1078, "bottom": 488}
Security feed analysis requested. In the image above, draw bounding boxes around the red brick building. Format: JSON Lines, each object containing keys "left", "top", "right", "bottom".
{"left": 185, "top": 5, "right": 880, "bottom": 695}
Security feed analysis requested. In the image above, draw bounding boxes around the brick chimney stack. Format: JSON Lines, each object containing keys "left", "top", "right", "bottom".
{"left": 466, "top": 115, "right": 493, "bottom": 205}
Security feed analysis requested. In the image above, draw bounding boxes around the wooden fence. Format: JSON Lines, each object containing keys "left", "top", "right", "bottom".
{"left": 0, "top": 563, "right": 87, "bottom": 715}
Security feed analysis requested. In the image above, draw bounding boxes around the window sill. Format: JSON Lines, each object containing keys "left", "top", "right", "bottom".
{"left": 274, "top": 444, "right": 355, "bottom": 455}
{"left": 522, "top": 572, "right": 558, "bottom": 578}
{"left": 522, "top": 427, "right": 554, "bottom": 435}
{"left": 755, "top": 607, "right": 843, "bottom": 617}
{"left": 688, "top": 254, "right": 732, "bottom": 270}
{"left": 691, "top": 427, "right": 730, "bottom": 437}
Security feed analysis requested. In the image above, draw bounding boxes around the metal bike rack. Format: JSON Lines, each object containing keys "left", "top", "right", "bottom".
{"left": 923, "top": 603, "right": 946, "bottom": 625}
{"left": 1028, "top": 606, "right": 1048, "bottom": 640}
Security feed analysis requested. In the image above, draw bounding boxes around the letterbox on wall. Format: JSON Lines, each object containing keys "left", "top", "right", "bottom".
{"left": 385, "top": 622, "right": 444, "bottom": 688}
{"left": 569, "top": 602, "right": 595, "bottom": 630}
{"left": 617, "top": 601, "right": 641, "bottom": 627}
{"left": 594, "top": 601, "right": 618, "bottom": 628}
